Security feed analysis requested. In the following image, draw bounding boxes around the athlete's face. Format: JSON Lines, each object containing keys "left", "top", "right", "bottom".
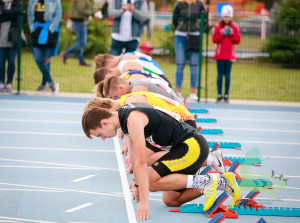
{"left": 109, "top": 85, "right": 128, "bottom": 100}
{"left": 89, "top": 120, "right": 117, "bottom": 140}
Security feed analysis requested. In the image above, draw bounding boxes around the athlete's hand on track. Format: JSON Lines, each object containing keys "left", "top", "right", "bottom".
{"left": 121, "top": 140, "right": 128, "bottom": 155}
{"left": 136, "top": 201, "right": 149, "bottom": 221}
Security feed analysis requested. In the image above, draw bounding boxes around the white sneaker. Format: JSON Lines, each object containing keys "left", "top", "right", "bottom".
{"left": 203, "top": 173, "right": 219, "bottom": 211}
{"left": 211, "top": 150, "right": 226, "bottom": 173}
{"left": 189, "top": 93, "right": 198, "bottom": 101}
{"left": 0, "top": 82, "right": 5, "bottom": 92}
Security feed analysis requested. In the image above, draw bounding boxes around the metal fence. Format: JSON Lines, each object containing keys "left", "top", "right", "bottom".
{"left": 10, "top": 5, "right": 300, "bottom": 102}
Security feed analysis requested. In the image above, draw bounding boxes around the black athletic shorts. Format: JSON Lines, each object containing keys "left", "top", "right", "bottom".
{"left": 151, "top": 134, "right": 209, "bottom": 178}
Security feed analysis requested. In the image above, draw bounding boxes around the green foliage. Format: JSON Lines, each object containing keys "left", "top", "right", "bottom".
{"left": 59, "top": 19, "right": 111, "bottom": 57}
{"left": 263, "top": 35, "right": 300, "bottom": 68}
{"left": 276, "top": 0, "right": 300, "bottom": 31}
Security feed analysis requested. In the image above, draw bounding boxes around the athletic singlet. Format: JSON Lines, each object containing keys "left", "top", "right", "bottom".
{"left": 120, "top": 91, "right": 194, "bottom": 121}
{"left": 119, "top": 51, "right": 165, "bottom": 75}
{"left": 129, "top": 79, "right": 183, "bottom": 104}
{"left": 119, "top": 60, "right": 164, "bottom": 77}
{"left": 118, "top": 102, "right": 197, "bottom": 150}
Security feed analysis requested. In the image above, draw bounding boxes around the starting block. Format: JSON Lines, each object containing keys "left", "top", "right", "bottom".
{"left": 184, "top": 98, "right": 209, "bottom": 113}
{"left": 208, "top": 142, "right": 242, "bottom": 150}
{"left": 257, "top": 217, "right": 267, "bottom": 223}
{"left": 224, "top": 156, "right": 262, "bottom": 166}
{"left": 198, "top": 127, "right": 224, "bottom": 136}
{"left": 194, "top": 114, "right": 217, "bottom": 123}
{"left": 209, "top": 212, "right": 226, "bottom": 223}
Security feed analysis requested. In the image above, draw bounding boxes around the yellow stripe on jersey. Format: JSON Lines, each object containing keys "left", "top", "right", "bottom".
{"left": 161, "top": 137, "right": 200, "bottom": 172}
{"left": 120, "top": 91, "right": 194, "bottom": 121}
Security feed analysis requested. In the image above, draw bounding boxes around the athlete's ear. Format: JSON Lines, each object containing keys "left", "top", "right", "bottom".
{"left": 100, "top": 119, "right": 109, "bottom": 126}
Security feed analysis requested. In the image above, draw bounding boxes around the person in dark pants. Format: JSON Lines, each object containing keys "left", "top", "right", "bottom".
{"left": 0, "top": 0, "right": 19, "bottom": 92}
{"left": 27, "top": 0, "right": 62, "bottom": 92}
{"left": 212, "top": 5, "right": 241, "bottom": 103}
{"left": 61, "top": 0, "right": 92, "bottom": 67}
{"left": 107, "top": 0, "right": 149, "bottom": 56}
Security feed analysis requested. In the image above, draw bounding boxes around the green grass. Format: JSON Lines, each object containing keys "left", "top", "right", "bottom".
{"left": 14, "top": 51, "right": 300, "bottom": 102}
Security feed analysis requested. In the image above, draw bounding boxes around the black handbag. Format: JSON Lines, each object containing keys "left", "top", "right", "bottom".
{"left": 186, "top": 34, "right": 200, "bottom": 52}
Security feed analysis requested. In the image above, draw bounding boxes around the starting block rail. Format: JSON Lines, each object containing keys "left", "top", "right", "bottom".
{"left": 208, "top": 142, "right": 242, "bottom": 150}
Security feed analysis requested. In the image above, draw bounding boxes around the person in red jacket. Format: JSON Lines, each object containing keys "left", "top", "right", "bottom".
{"left": 212, "top": 5, "right": 241, "bottom": 103}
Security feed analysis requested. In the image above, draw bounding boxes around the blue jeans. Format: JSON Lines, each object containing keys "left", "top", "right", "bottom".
{"left": 0, "top": 47, "right": 16, "bottom": 84}
{"left": 32, "top": 47, "right": 54, "bottom": 86}
{"left": 65, "top": 20, "right": 87, "bottom": 63}
{"left": 174, "top": 35, "right": 199, "bottom": 89}
{"left": 216, "top": 60, "right": 232, "bottom": 95}
{"left": 109, "top": 38, "right": 138, "bottom": 56}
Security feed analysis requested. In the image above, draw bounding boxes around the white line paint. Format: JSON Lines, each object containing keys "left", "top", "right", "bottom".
{"left": 0, "top": 118, "right": 79, "bottom": 124}
{"left": 0, "top": 146, "right": 114, "bottom": 153}
{"left": 0, "top": 216, "right": 55, "bottom": 223}
{"left": 0, "top": 131, "right": 84, "bottom": 136}
{"left": 0, "top": 165, "right": 116, "bottom": 170}
{"left": 0, "top": 108, "right": 81, "bottom": 113}
{"left": 0, "top": 182, "right": 124, "bottom": 197}
{"left": 71, "top": 175, "right": 96, "bottom": 183}
{"left": 0, "top": 189, "right": 63, "bottom": 192}
{"left": 0, "top": 158, "right": 118, "bottom": 171}
{"left": 207, "top": 108, "right": 300, "bottom": 115}
{"left": 209, "top": 127, "right": 300, "bottom": 133}
{"left": 0, "top": 99, "right": 85, "bottom": 105}
{"left": 113, "top": 136, "right": 137, "bottom": 223}
{"left": 65, "top": 203, "right": 94, "bottom": 213}
{"left": 212, "top": 117, "right": 300, "bottom": 123}
{"left": 0, "top": 220, "right": 19, "bottom": 222}
{"left": 224, "top": 155, "right": 300, "bottom": 159}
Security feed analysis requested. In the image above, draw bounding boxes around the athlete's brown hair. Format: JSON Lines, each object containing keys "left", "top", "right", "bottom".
{"left": 94, "top": 54, "right": 114, "bottom": 70}
{"left": 94, "top": 67, "right": 112, "bottom": 84}
{"left": 103, "top": 76, "right": 127, "bottom": 98}
{"left": 95, "top": 81, "right": 105, "bottom": 97}
{"left": 84, "top": 97, "right": 114, "bottom": 111}
{"left": 82, "top": 106, "right": 112, "bottom": 139}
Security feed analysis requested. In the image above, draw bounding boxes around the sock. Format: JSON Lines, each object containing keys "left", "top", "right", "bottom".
{"left": 217, "top": 175, "right": 226, "bottom": 191}
{"left": 207, "top": 153, "right": 214, "bottom": 167}
{"left": 186, "top": 175, "right": 211, "bottom": 189}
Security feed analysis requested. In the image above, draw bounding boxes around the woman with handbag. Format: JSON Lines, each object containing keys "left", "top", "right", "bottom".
{"left": 27, "top": 0, "right": 62, "bottom": 92}
{"left": 212, "top": 5, "right": 241, "bottom": 103}
{"left": 0, "top": 0, "right": 20, "bottom": 92}
{"left": 172, "top": 0, "right": 205, "bottom": 101}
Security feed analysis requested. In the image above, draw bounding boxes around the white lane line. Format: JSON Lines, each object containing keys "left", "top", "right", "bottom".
{"left": 0, "top": 216, "right": 55, "bottom": 223}
{"left": 212, "top": 117, "right": 300, "bottom": 123}
{"left": 207, "top": 108, "right": 300, "bottom": 114}
{"left": 113, "top": 136, "right": 137, "bottom": 223}
{"left": 0, "top": 182, "right": 123, "bottom": 197}
{"left": 0, "top": 146, "right": 114, "bottom": 153}
{"left": 0, "top": 108, "right": 81, "bottom": 114}
{"left": 0, "top": 158, "right": 118, "bottom": 171}
{"left": 0, "top": 165, "right": 116, "bottom": 170}
{"left": 65, "top": 203, "right": 94, "bottom": 213}
{"left": 208, "top": 127, "right": 300, "bottom": 133}
{"left": 0, "top": 189, "right": 63, "bottom": 192}
{"left": 224, "top": 155, "right": 300, "bottom": 159}
{"left": 0, "top": 118, "right": 79, "bottom": 124}
{"left": 71, "top": 175, "right": 96, "bottom": 183}
{"left": 0, "top": 99, "right": 85, "bottom": 105}
{"left": 0, "top": 220, "right": 19, "bottom": 222}
{"left": 0, "top": 131, "right": 83, "bottom": 136}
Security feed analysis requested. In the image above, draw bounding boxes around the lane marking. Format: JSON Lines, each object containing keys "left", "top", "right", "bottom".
{"left": 206, "top": 127, "right": 300, "bottom": 133}
{"left": 0, "top": 189, "right": 63, "bottom": 192}
{"left": 113, "top": 136, "right": 137, "bottom": 223}
{"left": 0, "top": 119, "right": 79, "bottom": 124}
{"left": 0, "top": 158, "right": 118, "bottom": 171}
{"left": 0, "top": 216, "right": 55, "bottom": 223}
{"left": 211, "top": 140, "right": 300, "bottom": 146}
{"left": 0, "top": 182, "right": 123, "bottom": 197}
{"left": 65, "top": 203, "right": 94, "bottom": 213}
{"left": 207, "top": 108, "right": 300, "bottom": 114}
{"left": 211, "top": 117, "right": 300, "bottom": 123}
{"left": 0, "top": 131, "right": 83, "bottom": 136}
{"left": 246, "top": 173, "right": 300, "bottom": 178}
{"left": 224, "top": 155, "right": 300, "bottom": 159}
{"left": 71, "top": 175, "right": 96, "bottom": 183}
{"left": 0, "top": 108, "right": 81, "bottom": 114}
{"left": 0, "top": 146, "right": 114, "bottom": 153}
{"left": 0, "top": 165, "right": 117, "bottom": 170}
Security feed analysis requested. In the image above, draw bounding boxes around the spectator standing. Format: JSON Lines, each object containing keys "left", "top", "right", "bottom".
{"left": 172, "top": 0, "right": 205, "bottom": 101}
{"left": 0, "top": 0, "right": 20, "bottom": 92}
{"left": 27, "top": 0, "right": 62, "bottom": 92}
{"left": 107, "top": 0, "right": 149, "bottom": 56}
{"left": 61, "top": 0, "right": 92, "bottom": 66}
{"left": 212, "top": 5, "right": 241, "bottom": 103}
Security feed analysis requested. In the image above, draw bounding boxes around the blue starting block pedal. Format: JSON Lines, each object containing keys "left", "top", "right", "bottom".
{"left": 224, "top": 156, "right": 262, "bottom": 166}
{"left": 208, "top": 212, "right": 226, "bottom": 223}
{"left": 194, "top": 114, "right": 217, "bottom": 123}
{"left": 198, "top": 128, "right": 224, "bottom": 135}
{"left": 189, "top": 108, "right": 209, "bottom": 114}
{"left": 208, "top": 142, "right": 242, "bottom": 150}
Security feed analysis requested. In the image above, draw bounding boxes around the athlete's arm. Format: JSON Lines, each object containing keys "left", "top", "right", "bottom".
{"left": 127, "top": 111, "right": 149, "bottom": 221}
{"left": 131, "top": 85, "right": 148, "bottom": 92}
{"left": 124, "top": 94, "right": 148, "bottom": 104}
{"left": 122, "top": 61, "right": 143, "bottom": 73}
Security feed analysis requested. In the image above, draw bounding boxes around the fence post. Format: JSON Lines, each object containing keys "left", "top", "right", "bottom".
{"left": 16, "top": 1, "right": 24, "bottom": 95}
{"left": 197, "top": 12, "right": 205, "bottom": 102}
